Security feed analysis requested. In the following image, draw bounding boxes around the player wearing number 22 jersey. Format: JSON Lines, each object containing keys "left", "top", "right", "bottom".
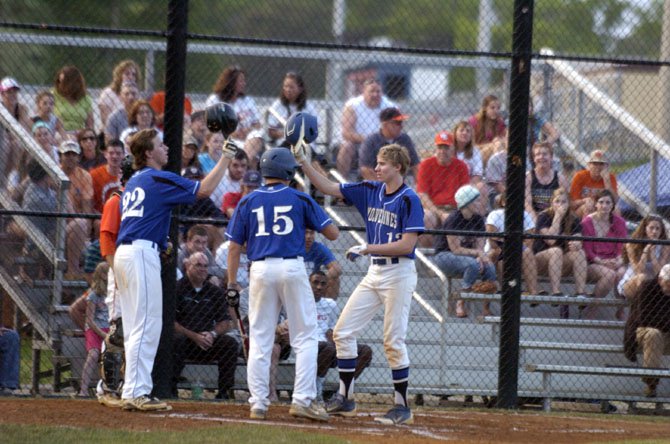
{"left": 114, "top": 129, "right": 232, "bottom": 411}
{"left": 226, "top": 148, "right": 339, "bottom": 422}
{"left": 296, "top": 142, "right": 424, "bottom": 425}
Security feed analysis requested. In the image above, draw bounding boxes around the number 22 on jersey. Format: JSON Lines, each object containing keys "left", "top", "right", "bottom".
{"left": 121, "top": 188, "right": 146, "bottom": 220}
{"left": 252, "top": 205, "right": 293, "bottom": 236}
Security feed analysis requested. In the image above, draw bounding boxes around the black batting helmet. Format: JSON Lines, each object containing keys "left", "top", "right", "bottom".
{"left": 205, "top": 102, "right": 238, "bottom": 137}
{"left": 260, "top": 148, "right": 299, "bottom": 181}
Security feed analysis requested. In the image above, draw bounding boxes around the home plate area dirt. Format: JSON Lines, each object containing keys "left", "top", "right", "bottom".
{"left": 1, "top": 398, "right": 669, "bottom": 443}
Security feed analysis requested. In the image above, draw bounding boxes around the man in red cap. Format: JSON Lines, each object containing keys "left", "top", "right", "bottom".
{"left": 358, "top": 107, "right": 420, "bottom": 181}
{"left": 416, "top": 131, "right": 470, "bottom": 247}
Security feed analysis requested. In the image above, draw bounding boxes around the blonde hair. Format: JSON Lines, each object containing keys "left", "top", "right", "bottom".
{"left": 378, "top": 144, "right": 410, "bottom": 176}
{"left": 91, "top": 262, "right": 109, "bottom": 295}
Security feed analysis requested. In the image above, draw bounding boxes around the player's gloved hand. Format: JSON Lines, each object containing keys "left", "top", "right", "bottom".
{"left": 225, "top": 287, "right": 240, "bottom": 308}
{"left": 291, "top": 139, "right": 308, "bottom": 163}
{"left": 346, "top": 244, "right": 368, "bottom": 262}
{"left": 221, "top": 139, "right": 239, "bottom": 159}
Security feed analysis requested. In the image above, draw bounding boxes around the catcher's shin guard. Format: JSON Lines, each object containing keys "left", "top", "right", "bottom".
{"left": 99, "top": 342, "right": 125, "bottom": 394}
{"left": 105, "top": 317, "right": 124, "bottom": 349}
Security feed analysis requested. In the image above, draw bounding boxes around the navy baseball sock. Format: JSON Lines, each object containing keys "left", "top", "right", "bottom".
{"left": 337, "top": 357, "right": 357, "bottom": 399}
{"left": 392, "top": 367, "right": 409, "bottom": 407}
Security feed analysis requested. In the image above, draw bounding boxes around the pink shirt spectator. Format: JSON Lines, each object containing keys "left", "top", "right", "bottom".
{"left": 581, "top": 214, "right": 627, "bottom": 263}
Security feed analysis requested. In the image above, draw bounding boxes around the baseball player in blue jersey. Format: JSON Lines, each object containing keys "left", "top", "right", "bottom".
{"left": 114, "top": 128, "right": 236, "bottom": 411}
{"left": 226, "top": 147, "right": 339, "bottom": 421}
{"left": 293, "top": 120, "right": 424, "bottom": 425}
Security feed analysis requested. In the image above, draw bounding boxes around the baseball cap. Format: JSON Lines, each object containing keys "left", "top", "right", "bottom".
{"left": 434, "top": 130, "right": 454, "bottom": 147}
{"left": 0, "top": 77, "right": 20, "bottom": 92}
{"left": 58, "top": 140, "right": 81, "bottom": 155}
{"left": 660, "top": 264, "right": 670, "bottom": 281}
{"left": 380, "top": 107, "right": 409, "bottom": 122}
{"left": 588, "top": 149, "right": 608, "bottom": 164}
{"left": 242, "top": 170, "right": 262, "bottom": 187}
{"left": 183, "top": 135, "right": 199, "bottom": 148}
{"left": 455, "top": 185, "right": 481, "bottom": 210}
{"left": 181, "top": 165, "right": 203, "bottom": 179}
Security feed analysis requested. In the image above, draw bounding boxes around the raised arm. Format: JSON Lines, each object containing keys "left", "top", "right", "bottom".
{"left": 293, "top": 141, "right": 343, "bottom": 198}
{"left": 197, "top": 142, "right": 233, "bottom": 198}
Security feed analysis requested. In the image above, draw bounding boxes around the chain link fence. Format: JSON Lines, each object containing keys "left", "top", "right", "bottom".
{"left": 1, "top": 0, "right": 669, "bottom": 410}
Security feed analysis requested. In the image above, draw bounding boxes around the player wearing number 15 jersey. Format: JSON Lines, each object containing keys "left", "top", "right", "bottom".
{"left": 295, "top": 140, "right": 424, "bottom": 426}
{"left": 114, "top": 129, "right": 234, "bottom": 411}
{"left": 225, "top": 148, "right": 339, "bottom": 421}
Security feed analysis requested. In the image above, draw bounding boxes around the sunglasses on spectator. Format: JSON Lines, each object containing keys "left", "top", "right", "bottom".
{"left": 80, "top": 136, "right": 96, "bottom": 142}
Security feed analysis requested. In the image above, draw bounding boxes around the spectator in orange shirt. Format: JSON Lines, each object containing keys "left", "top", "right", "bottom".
{"left": 149, "top": 90, "right": 192, "bottom": 130}
{"left": 569, "top": 149, "right": 618, "bottom": 218}
{"left": 58, "top": 140, "right": 94, "bottom": 280}
{"left": 222, "top": 169, "right": 262, "bottom": 218}
{"left": 90, "top": 140, "right": 124, "bottom": 213}
{"left": 416, "top": 131, "right": 470, "bottom": 247}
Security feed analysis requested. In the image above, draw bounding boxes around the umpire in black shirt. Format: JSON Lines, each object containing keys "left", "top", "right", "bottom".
{"left": 173, "top": 251, "right": 240, "bottom": 399}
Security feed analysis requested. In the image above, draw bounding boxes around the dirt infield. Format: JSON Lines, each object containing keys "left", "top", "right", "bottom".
{"left": 1, "top": 398, "right": 669, "bottom": 443}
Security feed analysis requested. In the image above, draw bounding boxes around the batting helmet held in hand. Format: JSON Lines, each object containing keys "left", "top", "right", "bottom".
{"left": 205, "top": 102, "right": 238, "bottom": 137}
{"left": 284, "top": 112, "right": 318, "bottom": 145}
{"left": 260, "top": 148, "right": 299, "bottom": 181}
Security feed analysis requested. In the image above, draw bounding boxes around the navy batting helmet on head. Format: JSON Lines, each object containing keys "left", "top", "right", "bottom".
{"left": 260, "top": 148, "right": 299, "bottom": 181}
{"left": 284, "top": 112, "right": 318, "bottom": 145}
{"left": 205, "top": 102, "right": 238, "bottom": 137}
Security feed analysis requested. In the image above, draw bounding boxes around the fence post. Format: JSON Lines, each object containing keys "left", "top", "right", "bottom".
{"left": 152, "top": 0, "right": 188, "bottom": 399}
{"left": 497, "top": 0, "right": 534, "bottom": 409}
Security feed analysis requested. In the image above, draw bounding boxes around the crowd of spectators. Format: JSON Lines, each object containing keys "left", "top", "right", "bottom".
{"left": 2, "top": 60, "right": 668, "bottom": 400}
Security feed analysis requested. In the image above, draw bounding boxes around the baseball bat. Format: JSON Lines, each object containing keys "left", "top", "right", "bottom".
{"left": 234, "top": 305, "right": 249, "bottom": 360}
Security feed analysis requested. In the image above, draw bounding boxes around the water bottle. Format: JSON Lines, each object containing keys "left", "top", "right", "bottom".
{"left": 192, "top": 380, "right": 203, "bottom": 400}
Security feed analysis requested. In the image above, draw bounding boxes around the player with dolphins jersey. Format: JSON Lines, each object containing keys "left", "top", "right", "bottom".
{"left": 293, "top": 122, "right": 423, "bottom": 426}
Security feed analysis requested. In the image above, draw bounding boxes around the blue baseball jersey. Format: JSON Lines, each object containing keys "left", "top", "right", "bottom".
{"left": 305, "top": 241, "right": 337, "bottom": 275}
{"left": 117, "top": 167, "right": 199, "bottom": 250}
{"left": 340, "top": 181, "right": 424, "bottom": 259}
{"left": 225, "top": 183, "right": 333, "bottom": 261}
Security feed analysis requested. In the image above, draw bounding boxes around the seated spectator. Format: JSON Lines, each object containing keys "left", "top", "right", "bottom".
{"left": 77, "top": 128, "right": 106, "bottom": 171}
{"left": 267, "top": 71, "right": 317, "bottom": 147}
{"left": 32, "top": 89, "right": 66, "bottom": 143}
{"left": 619, "top": 215, "right": 670, "bottom": 300}
{"left": 569, "top": 149, "right": 618, "bottom": 218}
{"left": 484, "top": 136, "right": 509, "bottom": 205}
{"left": 453, "top": 120, "right": 489, "bottom": 214}
{"left": 126, "top": 99, "right": 162, "bottom": 139}
{"left": 181, "top": 135, "right": 202, "bottom": 174}
{"left": 77, "top": 262, "right": 110, "bottom": 397}
{"left": 31, "top": 120, "right": 59, "bottom": 161}
{"left": 432, "top": 185, "right": 497, "bottom": 318}
{"left": 58, "top": 140, "right": 94, "bottom": 280}
{"left": 104, "top": 82, "right": 139, "bottom": 144}
{"left": 1, "top": 77, "right": 31, "bottom": 186}
{"left": 214, "top": 240, "right": 250, "bottom": 289}
{"left": 533, "top": 188, "right": 587, "bottom": 318}
{"left": 0, "top": 326, "right": 20, "bottom": 396}
{"left": 52, "top": 65, "right": 94, "bottom": 133}
{"left": 582, "top": 189, "right": 628, "bottom": 318}
{"left": 178, "top": 167, "right": 225, "bottom": 247}
{"left": 623, "top": 264, "right": 670, "bottom": 398}
{"left": 222, "top": 169, "right": 262, "bottom": 219}
{"left": 205, "top": 66, "right": 264, "bottom": 169}
{"left": 98, "top": 60, "right": 141, "bottom": 127}
{"left": 209, "top": 148, "right": 248, "bottom": 211}
{"left": 485, "top": 193, "right": 538, "bottom": 296}
{"left": 173, "top": 252, "right": 240, "bottom": 400}
{"left": 177, "top": 224, "right": 224, "bottom": 280}
{"left": 527, "top": 99, "right": 560, "bottom": 152}
{"left": 468, "top": 94, "right": 507, "bottom": 165}
{"left": 149, "top": 89, "right": 192, "bottom": 130}
{"left": 337, "top": 78, "right": 395, "bottom": 178}
{"left": 359, "top": 107, "right": 420, "bottom": 181}
{"left": 309, "top": 271, "right": 372, "bottom": 401}
{"left": 90, "top": 140, "right": 124, "bottom": 213}
{"left": 416, "top": 131, "right": 470, "bottom": 247}
{"left": 189, "top": 110, "right": 207, "bottom": 149}
{"left": 305, "top": 229, "right": 342, "bottom": 299}
{"left": 525, "top": 142, "right": 569, "bottom": 222}
{"left": 198, "top": 131, "right": 225, "bottom": 174}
